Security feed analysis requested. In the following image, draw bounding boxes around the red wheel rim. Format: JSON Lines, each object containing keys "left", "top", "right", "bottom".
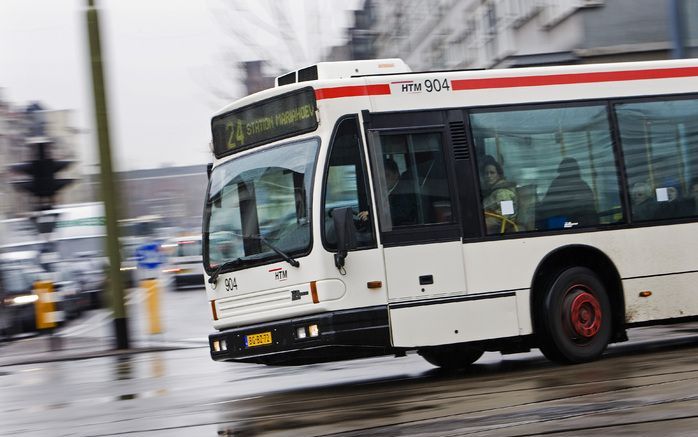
{"left": 563, "top": 285, "right": 602, "bottom": 340}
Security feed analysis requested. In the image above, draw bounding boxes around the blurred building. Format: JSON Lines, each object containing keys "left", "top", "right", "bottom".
{"left": 242, "top": 61, "right": 275, "bottom": 95}
{"left": 0, "top": 101, "right": 87, "bottom": 215}
{"left": 1, "top": 96, "right": 206, "bottom": 232}
{"left": 0, "top": 91, "right": 14, "bottom": 219}
{"left": 367, "top": 0, "right": 698, "bottom": 70}
{"left": 112, "top": 165, "right": 208, "bottom": 232}
{"left": 326, "top": 0, "right": 377, "bottom": 61}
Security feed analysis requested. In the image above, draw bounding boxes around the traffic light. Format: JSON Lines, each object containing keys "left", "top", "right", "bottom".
{"left": 9, "top": 137, "right": 75, "bottom": 209}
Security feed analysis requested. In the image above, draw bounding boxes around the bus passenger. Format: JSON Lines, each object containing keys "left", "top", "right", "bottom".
{"left": 384, "top": 158, "right": 417, "bottom": 226}
{"left": 630, "top": 181, "right": 656, "bottom": 221}
{"left": 356, "top": 158, "right": 416, "bottom": 227}
{"left": 538, "top": 157, "right": 597, "bottom": 228}
{"left": 654, "top": 179, "right": 689, "bottom": 219}
{"left": 689, "top": 178, "right": 698, "bottom": 215}
{"left": 480, "top": 155, "right": 517, "bottom": 233}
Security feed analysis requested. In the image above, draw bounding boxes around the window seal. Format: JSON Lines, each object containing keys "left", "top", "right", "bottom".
{"left": 320, "top": 115, "right": 378, "bottom": 253}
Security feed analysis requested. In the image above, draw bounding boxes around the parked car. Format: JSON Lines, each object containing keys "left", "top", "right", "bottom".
{"left": 0, "top": 251, "right": 84, "bottom": 334}
{"left": 0, "top": 265, "right": 41, "bottom": 335}
{"left": 62, "top": 253, "right": 106, "bottom": 309}
{"left": 51, "top": 269, "right": 84, "bottom": 320}
{"left": 120, "top": 238, "right": 144, "bottom": 289}
{"left": 161, "top": 235, "right": 204, "bottom": 289}
{"left": 0, "top": 298, "right": 12, "bottom": 340}
{"left": 0, "top": 269, "right": 13, "bottom": 338}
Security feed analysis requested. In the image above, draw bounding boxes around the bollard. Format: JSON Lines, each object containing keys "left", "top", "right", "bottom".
{"left": 143, "top": 279, "right": 162, "bottom": 335}
{"left": 34, "top": 280, "right": 57, "bottom": 330}
{"left": 34, "top": 280, "right": 63, "bottom": 351}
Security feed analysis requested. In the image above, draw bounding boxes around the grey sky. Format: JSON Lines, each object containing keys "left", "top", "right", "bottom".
{"left": 0, "top": 0, "right": 359, "bottom": 172}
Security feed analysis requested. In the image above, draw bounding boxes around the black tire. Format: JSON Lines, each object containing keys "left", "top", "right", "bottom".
{"left": 536, "top": 266, "right": 612, "bottom": 364}
{"left": 418, "top": 344, "right": 484, "bottom": 370}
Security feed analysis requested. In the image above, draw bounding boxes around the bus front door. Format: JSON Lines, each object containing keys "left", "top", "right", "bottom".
{"left": 366, "top": 113, "right": 465, "bottom": 348}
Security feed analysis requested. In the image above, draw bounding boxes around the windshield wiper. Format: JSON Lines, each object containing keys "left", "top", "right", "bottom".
{"left": 208, "top": 234, "right": 299, "bottom": 283}
{"left": 208, "top": 257, "right": 243, "bottom": 285}
{"left": 251, "top": 234, "right": 300, "bottom": 268}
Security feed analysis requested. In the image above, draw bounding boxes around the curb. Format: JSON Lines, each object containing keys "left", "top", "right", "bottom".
{"left": 0, "top": 343, "right": 208, "bottom": 367}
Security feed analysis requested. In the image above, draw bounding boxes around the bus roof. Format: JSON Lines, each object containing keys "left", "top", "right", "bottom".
{"left": 214, "top": 57, "right": 698, "bottom": 119}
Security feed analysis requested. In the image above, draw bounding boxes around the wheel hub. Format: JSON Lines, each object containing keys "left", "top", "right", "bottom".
{"left": 569, "top": 290, "right": 602, "bottom": 338}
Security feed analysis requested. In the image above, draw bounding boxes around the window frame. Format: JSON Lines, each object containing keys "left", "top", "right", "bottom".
{"left": 202, "top": 136, "right": 321, "bottom": 274}
{"left": 364, "top": 110, "right": 462, "bottom": 247}
{"left": 468, "top": 99, "right": 627, "bottom": 237}
{"left": 320, "top": 115, "right": 378, "bottom": 252}
{"left": 359, "top": 92, "right": 698, "bottom": 245}
{"left": 611, "top": 93, "right": 698, "bottom": 225}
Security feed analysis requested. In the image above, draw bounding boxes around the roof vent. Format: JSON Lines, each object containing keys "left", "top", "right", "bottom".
{"left": 275, "top": 59, "right": 411, "bottom": 87}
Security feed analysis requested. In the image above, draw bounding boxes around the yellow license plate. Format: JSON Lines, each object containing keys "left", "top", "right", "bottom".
{"left": 245, "top": 332, "right": 272, "bottom": 347}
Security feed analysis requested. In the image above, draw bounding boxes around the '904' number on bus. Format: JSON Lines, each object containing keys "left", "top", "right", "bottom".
{"left": 424, "top": 79, "right": 450, "bottom": 93}
{"left": 225, "top": 277, "right": 237, "bottom": 292}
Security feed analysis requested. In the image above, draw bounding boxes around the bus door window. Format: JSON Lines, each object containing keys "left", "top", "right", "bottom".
{"left": 371, "top": 132, "right": 454, "bottom": 231}
{"left": 322, "top": 117, "right": 376, "bottom": 250}
{"left": 616, "top": 98, "right": 698, "bottom": 222}
{"left": 470, "top": 105, "right": 622, "bottom": 234}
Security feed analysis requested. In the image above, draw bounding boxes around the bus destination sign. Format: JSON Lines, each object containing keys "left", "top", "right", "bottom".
{"left": 211, "top": 87, "right": 318, "bottom": 158}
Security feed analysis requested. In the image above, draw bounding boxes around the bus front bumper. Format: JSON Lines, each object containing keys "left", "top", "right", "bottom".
{"left": 208, "top": 306, "right": 393, "bottom": 365}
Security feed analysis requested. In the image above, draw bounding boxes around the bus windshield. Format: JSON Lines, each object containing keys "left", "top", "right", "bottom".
{"left": 203, "top": 138, "right": 319, "bottom": 270}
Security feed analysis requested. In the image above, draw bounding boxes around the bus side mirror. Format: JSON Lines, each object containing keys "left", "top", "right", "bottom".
{"left": 333, "top": 207, "right": 357, "bottom": 271}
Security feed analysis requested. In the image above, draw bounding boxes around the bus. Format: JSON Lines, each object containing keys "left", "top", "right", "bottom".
{"left": 203, "top": 58, "right": 698, "bottom": 368}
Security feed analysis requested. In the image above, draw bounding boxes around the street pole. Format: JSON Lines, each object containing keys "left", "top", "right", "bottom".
{"left": 86, "top": 0, "right": 129, "bottom": 349}
{"left": 670, "top": 0, "right": 686, "bottom": 59}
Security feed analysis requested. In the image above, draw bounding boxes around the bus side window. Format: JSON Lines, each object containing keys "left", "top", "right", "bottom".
{"left": 322, "top": 117, "right": 376, "bottom": 250}
{"left": 616, "top": 98, "right": 698, "bottom": 222}
{"left": 471, "top": 105, "right": 622, "bottom": 234}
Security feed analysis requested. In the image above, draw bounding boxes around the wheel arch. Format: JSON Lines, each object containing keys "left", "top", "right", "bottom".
{"left": 530, "top": 244, "right": 626, "bottom": 344}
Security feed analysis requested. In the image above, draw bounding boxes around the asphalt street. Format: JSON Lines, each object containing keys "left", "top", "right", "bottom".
{"left": 2, "top": 282, "right": 698, "bottom": 436}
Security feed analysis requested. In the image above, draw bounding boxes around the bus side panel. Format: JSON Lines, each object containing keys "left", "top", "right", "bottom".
{"left": 462, "top": 223, "right": 698, "bottom": 329}
{"left": 383, "top": 242, "right": 466, "bottom": 302}
{"left": 389, "top": 294, "right": 519, "bottom": 347}
{"left": 623, "top": 274, "right": 698, "bottom": 323}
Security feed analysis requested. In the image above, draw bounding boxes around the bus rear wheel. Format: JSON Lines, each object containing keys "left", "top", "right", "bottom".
{"left": 537, "top": 266, "right": 612, "bottom": 364}
{"left": 418, "top": 345, "right": 484, "bottom": 370}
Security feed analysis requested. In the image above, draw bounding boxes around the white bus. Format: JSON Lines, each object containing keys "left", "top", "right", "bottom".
{"left": 203, "top": 58, "right": 698, "bottom": 367}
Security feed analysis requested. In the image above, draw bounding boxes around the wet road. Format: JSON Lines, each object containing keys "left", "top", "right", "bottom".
{"left": 2, "top": 286, "right": 698, "bottom": 436}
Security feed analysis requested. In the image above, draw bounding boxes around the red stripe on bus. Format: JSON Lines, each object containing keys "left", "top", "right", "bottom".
{"left": 268, "top": 267, "right": 282, "bottom": 272}
{"left": 315, "top": 84, "right": 391, "bottom": 100}
{"left": 451, "top": 66, "right": 698, "bottom": 91}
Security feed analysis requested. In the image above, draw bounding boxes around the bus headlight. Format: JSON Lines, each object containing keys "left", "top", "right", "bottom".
{"left": 308, "top": 324, "right": 319, "bottom": 337}
{"left": 296, "top": 324, "right": 319, "bottom": 339}
{"left": 212, "top": 339, "right": 227, "bottom": 352}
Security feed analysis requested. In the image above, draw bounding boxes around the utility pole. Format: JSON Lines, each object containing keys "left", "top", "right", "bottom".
{"left": 670, "top": 0, "right": 686, "bottom": 59}
{"left": 86, "top": 0, "right": 129, "bottom": 349}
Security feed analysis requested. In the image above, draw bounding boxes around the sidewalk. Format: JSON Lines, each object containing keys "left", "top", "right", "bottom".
{"left": 1, "top": 283, "right": 212, "bottom": 367}
{"left": 0, "top": 282, "right": 212, "bottom": 367}
{"left": 0, "top": 330, "right": 207, "bottom": 367}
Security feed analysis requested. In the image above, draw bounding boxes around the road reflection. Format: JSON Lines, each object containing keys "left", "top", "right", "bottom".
{"left": 111, "top": 353, "right": 169, "bottom": 401}
{"left": 212, "top": 332, "right": 698, "bottom": 436}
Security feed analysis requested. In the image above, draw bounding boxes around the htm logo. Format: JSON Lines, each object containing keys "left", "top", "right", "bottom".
{"left": 401, "top": 82, "right": 421, "bottom": 92}
{"left": 269, "top": 267, "right": 288, "bottom": 281}
{"left": 390, "top": 80, "right": 422, "bottom": 94}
